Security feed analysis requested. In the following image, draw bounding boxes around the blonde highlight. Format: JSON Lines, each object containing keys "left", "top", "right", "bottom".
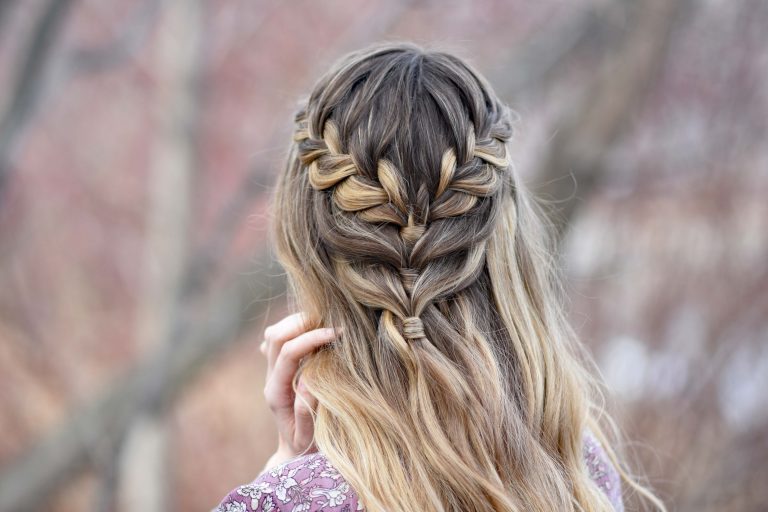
{"left": 272, "top": 42, "right": 666, "bottom": 512}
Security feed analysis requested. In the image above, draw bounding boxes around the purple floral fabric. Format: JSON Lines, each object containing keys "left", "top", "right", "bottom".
{"left": 583, "top": 430, "right": 625, "bottom": 512}
{"left": 213, "top": 431, "right": 623, "bottom": 511}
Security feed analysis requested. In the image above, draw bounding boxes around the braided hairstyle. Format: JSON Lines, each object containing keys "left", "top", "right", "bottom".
{"left": 294, "top": 91, "right": 510, "bottom": 345}
{"left": 272, "top": 43, "right": 663, "bottom": 512}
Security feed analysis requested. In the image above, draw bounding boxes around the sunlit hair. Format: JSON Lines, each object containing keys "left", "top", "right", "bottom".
{"left": 271, "top": 42, "right": 666, "bottom": 512}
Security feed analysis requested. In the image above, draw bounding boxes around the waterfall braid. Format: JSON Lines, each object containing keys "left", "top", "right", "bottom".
{"left": 272, "top": 42, "right": 666, "bottom": 512}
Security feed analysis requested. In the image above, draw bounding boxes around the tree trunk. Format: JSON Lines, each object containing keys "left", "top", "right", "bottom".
{"left": 117, "top": 0, "right": 203, "bottom": 510}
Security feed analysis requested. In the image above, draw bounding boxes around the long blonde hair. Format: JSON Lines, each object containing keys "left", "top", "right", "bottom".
{"left": 271, "top": 42, "right": 666, "bottom": 512}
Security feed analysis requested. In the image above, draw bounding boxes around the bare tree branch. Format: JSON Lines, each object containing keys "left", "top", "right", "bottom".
{"left": 0, "top": 0, "right": 75, "bottom": 201}
{"left": 490, "top": 4, "right": 620, "bottom": 100}
{"left": 0, "top": 252, "right": 286, "bottom": 512}
{"left": 69, "top": 0, "right": 164, "bottom": 74}
{"left": 90, "top": 433, "right": 124, "bottom": 512}
{"left": 113, "top": 0, "right": 205, "bottom": 508}
{"left": 0, "top": 0, "right": 164, "bottom": 214}
{"left": 530, "top": 0, "right": 691, "bottom": 243}
{"left": 0, "top": 0, "right": 19, "bottom": 34}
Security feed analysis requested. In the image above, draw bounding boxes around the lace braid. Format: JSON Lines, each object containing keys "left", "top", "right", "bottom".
{"left": 294, "top": 111, "right": 511, "bottom": 349}
{"left": 292, "top": 104, "right": 525, "bottom": 509}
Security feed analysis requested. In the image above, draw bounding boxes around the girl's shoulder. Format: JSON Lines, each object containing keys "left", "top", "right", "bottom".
{"left": 212, "top": 451, "right": 362, "bottom": 512}
{"left": 213, "top": 431, "right": 623, "bottom": 512}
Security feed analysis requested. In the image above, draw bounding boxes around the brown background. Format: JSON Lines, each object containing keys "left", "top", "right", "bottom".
{"left": 0, "top": 0, "right": 766, "bottom": 510}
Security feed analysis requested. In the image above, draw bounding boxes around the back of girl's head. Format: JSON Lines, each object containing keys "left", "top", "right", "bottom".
{"left": 272, "top": 42, "right": 666, "bottom": 512}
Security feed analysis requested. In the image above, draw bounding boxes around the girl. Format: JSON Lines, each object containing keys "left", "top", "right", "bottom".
{"left": 214, "top": 42, "right": 665, "bottom": 512}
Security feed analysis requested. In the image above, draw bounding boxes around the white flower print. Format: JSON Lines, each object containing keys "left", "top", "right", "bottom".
{"left": 262, "top": 495, "right": 275, "bottom": 512}
{"left": 310, "top": 481, "right": 350, "bottom": 507}
{"left": 326, "top": 487, "right": 348, "bottom": 507}
{"left": 319, "top": 467, "right": 342, "bottom": 480}
{"left": 306, "top": 455, "right": 323, "bottom": 470}
{"left": 275, "top": 467, "right": 300, "bottom": 502}
{"left": 219, "top": 502, "right": 247, "bottom": 512}
{"left": 269, "top": 452, "right": 309, "bottom": 477}
{"left": 290, "top": 499, "right": 312, "bottom": 512}
{"left": 318, "top": 459, "right": 342, "bottom": 481}
{"left": 237, "top": 481, "right": 272, "bottom": 500}
{"left": 236, "top": 481, "right": 273, "bottom": 508}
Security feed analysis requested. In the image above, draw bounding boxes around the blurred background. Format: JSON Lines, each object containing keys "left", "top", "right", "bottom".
{"left": 0, "top": 0, "right": 766, "bottom": 510}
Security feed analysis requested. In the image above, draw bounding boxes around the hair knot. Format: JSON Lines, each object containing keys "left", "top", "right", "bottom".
{"left": 400, "top": 211, "right": 425, "bottom": 245}
{"left": 398, "top": 268, "right": 419, "bottom": 294}
{"left": 400, "top": 224, "right": 425, "bottom": 244}
{"left": 402, "top": 316, "right": 425, "bottom": 340}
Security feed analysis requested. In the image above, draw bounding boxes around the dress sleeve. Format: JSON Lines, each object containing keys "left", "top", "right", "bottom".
{"left": 583, "top": 430, "right": 625, "bottom": 512}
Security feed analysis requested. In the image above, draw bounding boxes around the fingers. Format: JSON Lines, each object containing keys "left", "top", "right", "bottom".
{"left": 263, "top": 327, "right": 339, "bottom": 422}
{"left": 293, "top": 377, "right": 319, "bottom": 452}
{"left": 261, "top": 312, "right": 339, "bottom": 456}
{"left": 263, "top": 312, "right": 314, "bottom": 375}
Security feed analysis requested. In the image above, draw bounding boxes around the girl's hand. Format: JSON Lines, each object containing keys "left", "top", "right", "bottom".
{"left": 259, "top": 312, "right": 339, "bottom": 470}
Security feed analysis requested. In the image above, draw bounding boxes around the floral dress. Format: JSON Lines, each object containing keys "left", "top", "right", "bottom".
{"left": 213, "top": 431, "right": 624, "bottom": 512}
